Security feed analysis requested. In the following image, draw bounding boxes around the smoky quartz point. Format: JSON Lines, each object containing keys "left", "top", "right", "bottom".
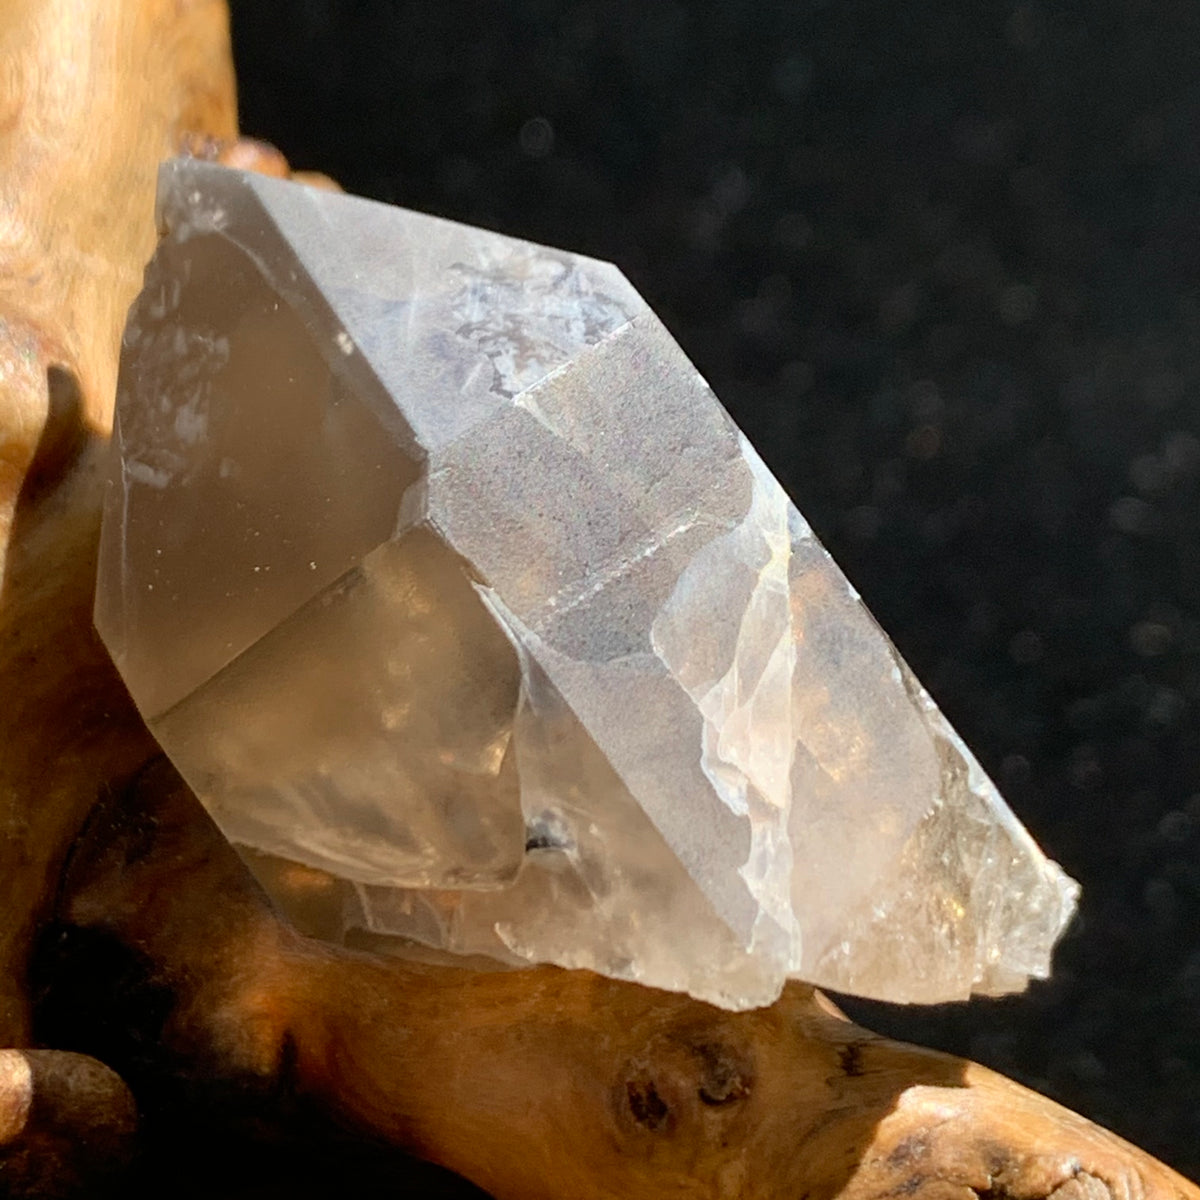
{"left": 95, "top": 159, "right": 1079, "bottom": 1009}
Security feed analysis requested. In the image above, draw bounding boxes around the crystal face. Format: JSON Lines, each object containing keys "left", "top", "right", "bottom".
{"left": 95, "top": 159, "right": 1079, "bottom": 1009}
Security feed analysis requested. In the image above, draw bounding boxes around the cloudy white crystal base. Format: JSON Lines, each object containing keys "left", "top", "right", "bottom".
{"left": 96, "top": 158, "right": 1079, "bottom": 1010}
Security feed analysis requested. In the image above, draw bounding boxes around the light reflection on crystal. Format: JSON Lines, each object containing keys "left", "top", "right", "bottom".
{"left": 95, "top": 159, "right": 1079, "bottom": 1010}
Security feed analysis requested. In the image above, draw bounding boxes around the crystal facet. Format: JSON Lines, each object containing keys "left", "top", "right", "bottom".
{"left": 96, "top": 159, "right": 1079, "bottom": 1009}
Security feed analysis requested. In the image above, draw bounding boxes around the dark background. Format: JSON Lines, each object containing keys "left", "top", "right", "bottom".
{"left": 230, "top": 0, "right": 1200, "bottom": 1177}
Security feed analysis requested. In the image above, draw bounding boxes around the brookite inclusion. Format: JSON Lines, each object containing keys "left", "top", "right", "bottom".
{"left": 95, "top": 159, "right": 1079, "bottom": 1009}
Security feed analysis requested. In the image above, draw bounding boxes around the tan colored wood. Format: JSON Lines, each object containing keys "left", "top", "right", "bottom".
{"left": 0, "top": 2, "right": 1197, "bottom": 1197}
{"left": 0, "top": 1049, "right": 136, "bottom": 1194}
{"left": 60, "top": 758, "right": 1200, "bottom": 1200}
{"left": 0, "top": 0, "right": 237, "bottom": 1047}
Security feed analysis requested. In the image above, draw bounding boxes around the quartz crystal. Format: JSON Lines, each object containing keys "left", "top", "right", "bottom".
{"left": 95, "top": 159, "right": 1079, "bottom": 1009}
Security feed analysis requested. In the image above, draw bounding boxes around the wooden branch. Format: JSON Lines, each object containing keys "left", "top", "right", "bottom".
{"left": 0, "top": 1050, "right": 136, "bottom": 1197}
{"left": 0, "top": 2, "right": 1197, "bottom": 1198}
{"left": 0, "top": 0, "right": 237, "bottom": 1048}
{"left": 47, "top": 758, "right": 1200, "bottom": 1200}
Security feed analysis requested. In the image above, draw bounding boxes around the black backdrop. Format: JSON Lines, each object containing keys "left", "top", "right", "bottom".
{"left": 231, "top": 0, "right": 1200, "bottom": 1176}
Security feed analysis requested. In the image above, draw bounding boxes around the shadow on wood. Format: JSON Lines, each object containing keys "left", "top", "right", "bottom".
{"left": 29, "top": 757, "right": 1200, "bottom": 1200}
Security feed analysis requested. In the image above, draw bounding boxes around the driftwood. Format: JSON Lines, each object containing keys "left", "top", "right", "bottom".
{"left": 0, "top": 2, "right": 1196, "bottom": 1196}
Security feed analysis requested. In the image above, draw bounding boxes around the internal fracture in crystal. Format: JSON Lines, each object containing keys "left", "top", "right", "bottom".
{"left": 95, "top": 159, "right": 1079, "bottom": 1009}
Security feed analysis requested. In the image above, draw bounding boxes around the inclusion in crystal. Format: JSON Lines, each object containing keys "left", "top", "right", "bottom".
{"left": 95, "top": 159, "right": 1079, "bottom": 1009}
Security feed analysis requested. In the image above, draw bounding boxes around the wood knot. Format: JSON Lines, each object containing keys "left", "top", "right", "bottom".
{"left": 617, "top": 1035, "right": 754, "bottom": 1137}
{"left": 838, "top": 1042, "right": 866, "bottom": 1078}
{"left": 625, "top": 1073, "right": 671, "bottom": 1132}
